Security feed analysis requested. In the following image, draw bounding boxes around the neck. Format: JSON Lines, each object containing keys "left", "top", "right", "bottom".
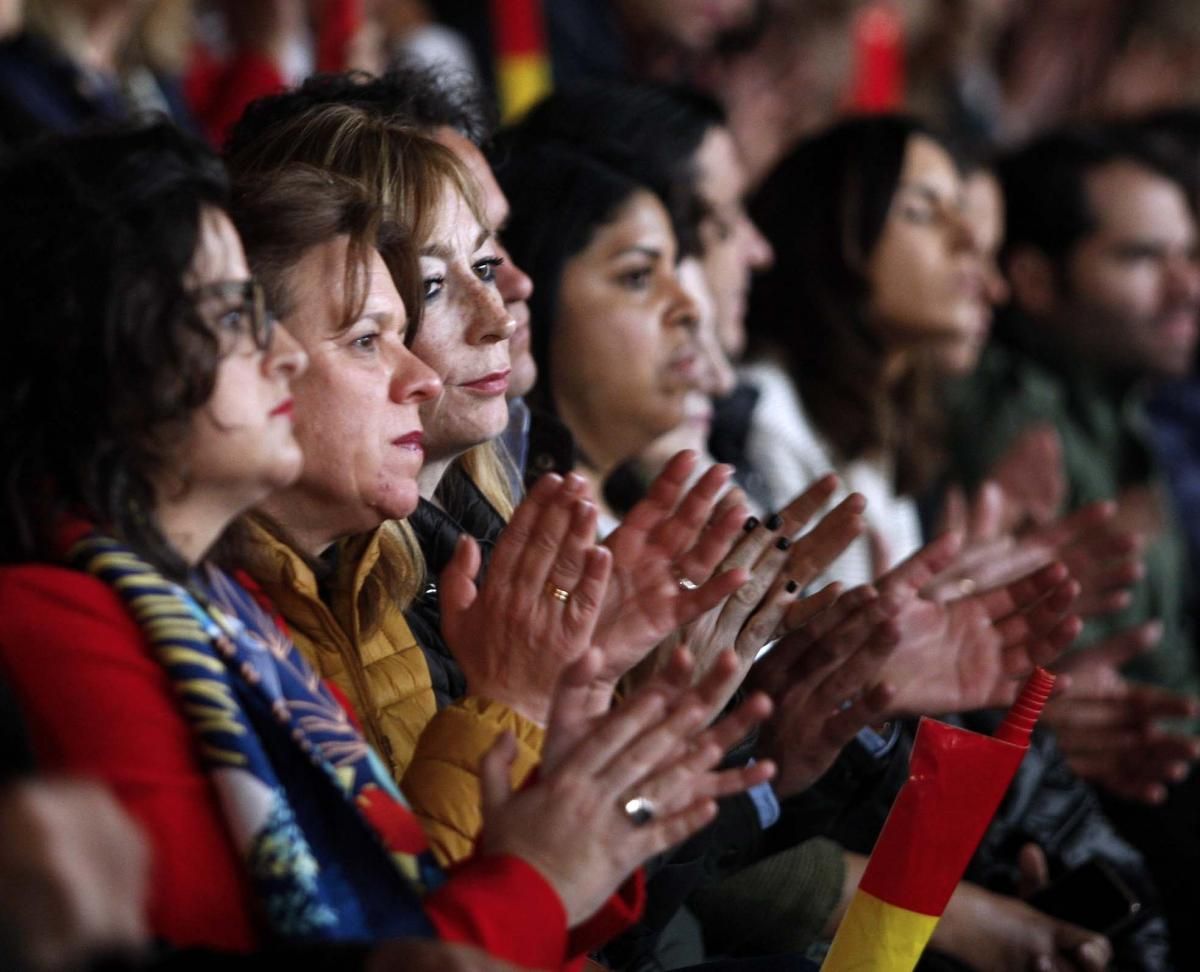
{"left": 417, "top": 453, "right": 457, "bottom": 501}
{"left": 254, "top": 490, "right": 345, "bottom": 558}
{"left": 574, "top": 461, "right": 615, "bottom": 526}
{"left": 152, "top": 487, "right": 239, "bottom": 568}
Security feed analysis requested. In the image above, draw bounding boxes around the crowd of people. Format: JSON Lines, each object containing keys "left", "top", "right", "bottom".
{"left": 1, "top": 2, "right": 1200, "bottom": 971}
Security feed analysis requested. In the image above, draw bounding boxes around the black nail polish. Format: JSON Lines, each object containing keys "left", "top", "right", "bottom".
{"left": 766, "top": 513, "right": 783, "bottom": 530}
{"left": 743, "top": 516, "right": 760, "bottom": 532}
{"left": 775, "top": 537, "right": 791, "bottom": 551}
{"left": 786, "top": 579, "right": 799, "bottom": 594}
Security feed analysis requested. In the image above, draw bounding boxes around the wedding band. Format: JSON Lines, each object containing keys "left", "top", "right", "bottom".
{"left": 545, "top": 582, "right": 571, "bottom": 603}
{"left": 622, "top": 795, "right": 657, "bottom": 826}
{"left": 677, "top": 576, "right": 699, "bottom": 592}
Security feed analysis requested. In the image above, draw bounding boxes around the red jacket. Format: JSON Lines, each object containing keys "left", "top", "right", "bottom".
{"left": 0, "top": 565, "right": 640, "bottom": 967}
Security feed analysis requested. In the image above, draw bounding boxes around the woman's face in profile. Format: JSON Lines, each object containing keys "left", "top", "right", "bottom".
{"left": 866, "top": 134, "right": 988, "bottom": 365}
{"left": 412, "top": 183, "right": 514, "bottom": 466}
{"left": 276, "top": 240, "right": 442, "bottom": 534}
{"left": 550, "top": 190, "right": 702, "bottom": 469}
{"left": 173, "top": 207, "right": 308, "bottom": 511}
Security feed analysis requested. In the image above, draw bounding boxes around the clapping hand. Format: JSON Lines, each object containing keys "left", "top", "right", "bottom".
{"left": 593, "top": 452, "right": 752, "bottom": 690}
{"left": 877, "top": 534, "right": 1082, "bottom": 715}
{"left": 440, "top": 473, "right": 612, "bottom": 725}
{"left": 1046, "top": 622, "right": 1200, "bottom": 804}
{"left": 644, "top": 475, "right": 866, "bottom": 711}
{"left": 478, "top": 647, "right": 774, "bottom": 927}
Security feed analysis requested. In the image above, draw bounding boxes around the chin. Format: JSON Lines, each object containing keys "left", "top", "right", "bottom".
{"left": 508, "top": 356, "right": 538, "bottom": 400}
{"left": 377, "top": 482, "right": 421, "bottom": 522}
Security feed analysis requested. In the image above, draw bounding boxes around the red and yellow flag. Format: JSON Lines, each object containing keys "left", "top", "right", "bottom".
{"left": 490, "top": 0, "right": 552, "bottom": 122}
{"left": 823, "top": 669, "right": 1056, "bottom": 970}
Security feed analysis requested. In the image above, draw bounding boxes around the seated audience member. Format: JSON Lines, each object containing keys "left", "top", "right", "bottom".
{"left": 947, "top": 123, "right": 1200, "bottom": 966}
{"left": 0, "top": 120, "right": 775, "bottom": 966}
{"left": 743, "top": 116, "right": 980, "bottom": 583}
{"left": 0, "top": 0, "right": 193, "bottom": 150}
{"left": 500, "top": 82, "right": 770, "bottom": 503}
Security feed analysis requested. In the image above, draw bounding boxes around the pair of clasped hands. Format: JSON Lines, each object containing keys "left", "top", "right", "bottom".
{"left": 435, "top": 448, "right": 1090, "bottom": 931}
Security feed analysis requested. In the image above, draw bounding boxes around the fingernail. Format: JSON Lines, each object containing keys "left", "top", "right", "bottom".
{"left": 775, "top": 536, "right": 791, "bottom": 551}
{"left": 785, "top": 579, "right": 799, "bottom": 594}
{"left": 743, "top": 516, "right": 759, "bottom": 532}
{"left": 766, "top": 513, "right": 783, "bottom": 530}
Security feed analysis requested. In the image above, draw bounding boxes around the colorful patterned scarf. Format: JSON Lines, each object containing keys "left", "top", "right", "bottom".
{"left": 70, "top": 531, "right": 445, "bottom": 942}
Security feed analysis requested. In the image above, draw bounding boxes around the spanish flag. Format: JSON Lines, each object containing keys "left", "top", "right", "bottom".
{"left": 490, "top": 0, "right": 552, "bottom": 122}
{"left": 823, "top": 668, "right": 1056, "bottom": 971}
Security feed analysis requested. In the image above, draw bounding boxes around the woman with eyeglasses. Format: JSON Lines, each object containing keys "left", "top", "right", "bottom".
{"left": 0, "top": 121, "right": 774, "bottom": 965}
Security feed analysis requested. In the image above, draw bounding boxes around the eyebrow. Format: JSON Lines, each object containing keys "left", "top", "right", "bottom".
{"left": 898, "top": 181, "right": 962, "bottom": 207}
{"left": 420, "top": 228, "right": 494, "bottom": 259}
{"left": 614, "top": 245, "right": 663, "bottom": 260}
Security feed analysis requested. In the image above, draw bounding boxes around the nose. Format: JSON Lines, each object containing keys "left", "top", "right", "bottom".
{"left": 665, "top": 275, "right": 702, "bottom": 336}
{"left": 742, "top": 215, "right": 774, "bottom": 271}
{"left": 1165, "top": 251, "right": 1200, "bottom": 305}
{"left": 701, "top": 338, "right": 737, "bottom": 398}
{"left": 495, "top": 241, "right": 534, "bottom": 305}
{"left": 392, "top": 346, "right": 443, "bottom": 405}
{"left": 265, "top": 322, "right": 308, "bottom": 382}
{"left": 466, "top": 283, "right": 516, "bottom": 345}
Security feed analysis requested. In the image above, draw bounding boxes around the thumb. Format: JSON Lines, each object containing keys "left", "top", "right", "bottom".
{"left": 480, "top": 731, "right": 517, "bottom": 821}
{"left": 971, "top": 480, "right": 1005, "bottom": 543}
{"left": 938, "top": 483, "right": 968, "bottom": 536}
{"left": 1017, "top": 842, "right": 1050, "bottom": 899}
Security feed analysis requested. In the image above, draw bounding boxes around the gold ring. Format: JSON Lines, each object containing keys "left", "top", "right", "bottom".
{"left": 545, "top": 582, "right": 570, "bottom": 603}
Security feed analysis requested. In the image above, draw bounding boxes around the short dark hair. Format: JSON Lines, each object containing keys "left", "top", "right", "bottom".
{"left": 0, "top": 121, "right": 230, "bottom": 574}
{"left": 496, "top": 81, "right": 724, "bottom": 257}
{"left": 747, "top": 114, "right": 946, "bottom": 495}
{"left": 495, "top": 140, "right": 652, "bottom": 418}
{"left": 225, "top": 66, "right": 494, "bottom": 159}
{"left": 998, "top": 124, "right": 1189, "bottom": 269}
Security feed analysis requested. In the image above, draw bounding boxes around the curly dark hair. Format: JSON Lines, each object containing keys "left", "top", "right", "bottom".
{"left": 0, "top": 120, "right": 230, "bottom": 575}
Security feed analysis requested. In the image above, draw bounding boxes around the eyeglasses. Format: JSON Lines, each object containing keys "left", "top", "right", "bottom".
{"left": 190, "top": 279, "right": 275, "bottom": 351}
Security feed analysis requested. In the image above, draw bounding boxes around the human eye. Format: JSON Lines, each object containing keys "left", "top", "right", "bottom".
{"left": 474, "top": 256, "right": 503, "bottom": 284}
{"left": 423, "top": 275, "right": 445, "bottom": 302}
{"left": 618, "top": 265, "right": 653, "bottom": 291}
{"left": 217, "top": 306, "right": 247, "bottom": 333}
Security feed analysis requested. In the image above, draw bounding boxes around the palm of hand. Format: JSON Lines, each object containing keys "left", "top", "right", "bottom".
{"left": 594, "top": 549, "right": 692, "bottom": 682}
{"left": 888, "top": 594, "right": 1013, "bottom": 714}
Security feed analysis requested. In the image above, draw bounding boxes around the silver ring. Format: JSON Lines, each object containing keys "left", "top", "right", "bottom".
{"left": 677, "top": 576, "right": 699, "bottom": 592}
{"left": 622, "top": 795, "right": 658, "bottom": 826}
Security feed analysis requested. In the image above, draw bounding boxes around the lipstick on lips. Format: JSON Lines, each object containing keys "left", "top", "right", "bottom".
{"left": 461, "top": 368, "right": 510, "bottom": 395}
{"left": 393, "top": 430, "right": 424, "bottom": 454}
{"left": 269, "top": 398, "right": 294, "bottom": 418}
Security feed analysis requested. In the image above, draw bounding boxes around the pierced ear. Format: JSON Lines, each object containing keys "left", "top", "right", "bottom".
{"left": 1005, "top": 247, "right": 1058, "bottom": 317}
